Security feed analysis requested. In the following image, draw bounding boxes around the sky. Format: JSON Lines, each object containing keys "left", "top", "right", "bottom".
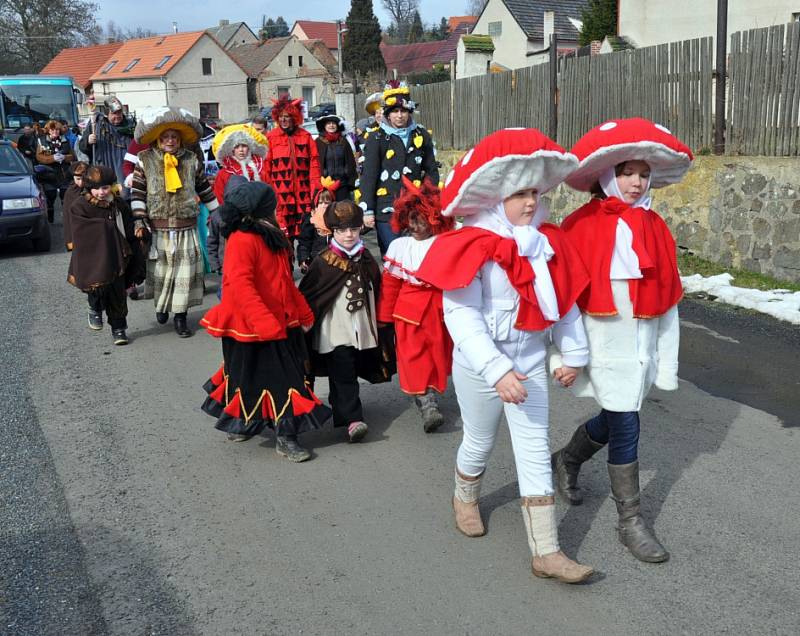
{"left": 96, "top": 0, "right": 473, "bottom": 36}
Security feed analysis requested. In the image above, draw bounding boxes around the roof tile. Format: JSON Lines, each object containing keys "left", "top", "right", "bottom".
{"left": 293, "top": 21, "right": 339, "bottom": 50}
{"left": 40, "top": 41, "right": 124, "bottom": 88}
{"left": 89, "top": 31, "right": 206, "bottom": 81}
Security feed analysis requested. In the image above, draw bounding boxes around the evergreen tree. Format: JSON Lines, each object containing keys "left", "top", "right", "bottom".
{"left": 438, "top": 17, "right": 449, "bottom": 40}
{"left": 342, "top": 0, "right": 385, "bottom": 77}
{"left": 407, "top": 10, "right": 424, "bottom": 43}
{"left": 260, "top": 17, "right": 276, "bottom": 40}
{"left": 578, "top": 0, "right": 617, "bottom": 46}
{"left": 274, "top": 17, "right": 290, "bottom": 37}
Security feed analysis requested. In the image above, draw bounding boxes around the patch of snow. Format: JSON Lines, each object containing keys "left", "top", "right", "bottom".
{"left": 681, "top": 273, "right": 800, "bottom": 325}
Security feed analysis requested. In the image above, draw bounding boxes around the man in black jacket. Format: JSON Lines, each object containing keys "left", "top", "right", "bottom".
{"left": 79, "top": 98, "right": 134, "bottom": 197}
{"left": 359, "top": 82, "right": 439, "bottom": 255}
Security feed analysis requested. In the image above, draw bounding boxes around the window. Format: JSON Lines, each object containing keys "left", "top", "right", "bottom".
{"left": 154, "top": 55, "right": 172, "bottom": 69}
{"left": 298, "top": 55, "right": 303, "bottom": 67}
{"left": 488, "top": 21, "right": 502, "bottom": 37}
{"left": 100, "top": 60, "right": 117, "bottom": 74}
{"left": 122, "top": 58, "right": 140, "bottom": 72}
{"left": 302, "top": 86, "right": 314, "bottom": 106}
{"left": 199, "top": 103, "right": 219, "bottom": 119}
{"left": 202, "top": 58, "right": 212, "bottom": 75}
{"left": 277, "top": 86, "right": 290, "bottom": 96}
{"left": 288, "top": 55, "right": 293, "bottom": 67}
{"left": 794, "top": 12, "right": 800, "bottom": 22}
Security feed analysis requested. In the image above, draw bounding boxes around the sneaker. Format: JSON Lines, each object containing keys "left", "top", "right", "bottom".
{"left": 226, "top": 432, "right": 252, "bottom": 442}
{"left": 275, "top": 435, "right": 312, "bottom": 462}
{"left": 112, "top": 329, "right": 129, "bottom": 345}
{"left": 415, "top": 395, "right": 445, "bottom": 433}
{"left": 88, "top": 310, "right": 103, "bottom": 330}
{"left": 347, "top": 421, "right": 368, "bottom": 443}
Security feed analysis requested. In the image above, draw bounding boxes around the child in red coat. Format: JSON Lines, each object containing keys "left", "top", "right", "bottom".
{"left": 377, "top": 178, "right": 454, "bottom": 432}
{"left": 200, "top": 181, "right": 331, "bottom": 462}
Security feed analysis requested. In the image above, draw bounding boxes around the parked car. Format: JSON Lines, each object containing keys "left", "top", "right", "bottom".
{"left": 0, "top": 141, "right": 49, "bottom": 251}
{"left": 308, "top": 102, "right": 336, "bottom": 120}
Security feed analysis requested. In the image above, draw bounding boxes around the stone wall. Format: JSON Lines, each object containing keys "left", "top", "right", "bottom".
{"left": 437, "top": 151, "right": 800, "bottom": 283}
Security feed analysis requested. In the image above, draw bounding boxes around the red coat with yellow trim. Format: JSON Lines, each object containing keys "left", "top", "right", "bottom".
{"left": 200, "top": 230, "right": 314, "bottom": 342}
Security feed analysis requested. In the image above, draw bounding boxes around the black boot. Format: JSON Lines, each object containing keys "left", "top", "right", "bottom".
{"left": 275, "top": 435, "right": 311, "bottom": 462}
{"left": 551, "top": 423, "right": 606, "bottom": 505}
{"left": 608, "top": 462, "right": 669, "bottom": 563}
{"left": 112, "top": 328, "right": 129, "bottom": 345}
{"left": 87, "top": 310, "right": 103, "bottom": 331}
{"left": 156, "top": 311, "right": 169, "bottom": 324}
{"left": 173, "top": 313, "right": 192, "bottom": 338}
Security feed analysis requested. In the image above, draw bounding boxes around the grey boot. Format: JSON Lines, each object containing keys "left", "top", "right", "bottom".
{"left": 607, "top": 462, "right": 669, "bottom": 563}
{"left": 551, "top": 424, "right": 606, "bottom": 505}
{"left": 415, "top": 391, "right": 444, "bottom": 433}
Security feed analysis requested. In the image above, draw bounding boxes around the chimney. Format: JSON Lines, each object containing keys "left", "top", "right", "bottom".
{"left": 219, "top": 19, "right": 229, "bottom": 26}
{"left": 106, "top": 37, "right": 115, "bottom": 44}
{"left": 591, "top": 40, "right": 602, "bottom": 55}
{"left": 172, "top": 21, "right": 178, "bottom": 34}
{"left": 543, "top": 10, "right": 555, "bottom": 46}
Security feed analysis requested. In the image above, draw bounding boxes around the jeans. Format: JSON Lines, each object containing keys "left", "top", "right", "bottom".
{"left": 375, "top": 220, "right": 402, "bottom": 256}
{"left": 585, "top": 409, "right": 640, "bottom": 465}
{"left": 453, "top": 360, "right": 553, "bottom": 497}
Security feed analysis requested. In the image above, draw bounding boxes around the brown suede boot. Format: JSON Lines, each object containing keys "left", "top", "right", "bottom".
{"left": 551, "top": 423, "right": 606, "bottom": 505}
{"left": 521, "top": 495, "right": 594, "bottom": 584}
{"left": 453, "top": 468, "right": 485, "bottom": 537}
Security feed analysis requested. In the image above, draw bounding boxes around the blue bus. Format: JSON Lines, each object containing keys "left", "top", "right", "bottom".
{"left": 0, "top": 75, "right": 82, "bottom": 140}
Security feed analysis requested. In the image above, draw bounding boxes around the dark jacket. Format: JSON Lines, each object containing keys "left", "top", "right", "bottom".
{"left": 207, "top": 209, "right": 225, "bottom": 273}
{"left": 35, "top": 135, "right": 74, "bottom": 189}
{"left": 17, "top": 133, "right": 37, "bottom": 162}
{"left": 296, "top": 213, "right": 330, "bottom": 266}
{"left": 359, "top": 123, "right": 438, "bottom": 222}
{"left": 315, "top": 136, "right": 357, "bottom": 196}
{"left": 79, "top": 114, "right": 135, "bottom": 192}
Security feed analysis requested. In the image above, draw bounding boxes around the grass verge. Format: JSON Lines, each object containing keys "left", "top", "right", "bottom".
{"left": 678, "top": 252, "right": 800, "bottom": 292}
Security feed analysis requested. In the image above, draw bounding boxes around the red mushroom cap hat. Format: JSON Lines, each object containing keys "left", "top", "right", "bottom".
{"left": 566, "top": 118, "right": 694, "bottom": 191}
{"left": 441, "top": 128, "right": 578, "bottom": 217}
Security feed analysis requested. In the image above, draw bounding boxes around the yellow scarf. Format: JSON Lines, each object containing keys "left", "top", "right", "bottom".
{"left": 163, "top": 152, "right": 182, "bottom": 193}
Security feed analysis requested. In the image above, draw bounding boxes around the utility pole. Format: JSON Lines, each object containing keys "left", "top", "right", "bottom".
{"left": 549, "top": 33, "right": 558, "bottom": 140}
{"left": 714, "top": 0, "right": 728, "bottom": 154}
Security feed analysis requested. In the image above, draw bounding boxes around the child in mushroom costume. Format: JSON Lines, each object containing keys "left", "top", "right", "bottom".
{"left": 211, "top": 123, "right": 270, "bottom": 204}
{"left": 416, "top": 129, "right": 594, "bottom": 584}
{"left": 550, "top": 118, "right": 692, "bottom": 565}
{"left": 130, "top": 107, "right": 219, "bottom": 337}
{"left": 377, "top": 177, "right": 454, "bottom": 433}
{"left": 265, "top": 95, "right": 321, "bottom": 245}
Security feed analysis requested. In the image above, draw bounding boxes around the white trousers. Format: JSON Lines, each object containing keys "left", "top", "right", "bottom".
{"left": 453, "top": 359, "right": 553, "bottom": 497}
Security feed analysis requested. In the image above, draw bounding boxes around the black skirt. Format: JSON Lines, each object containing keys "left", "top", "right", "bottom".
{"left": 202, "top": 328, "right": 332, "bottom": 437}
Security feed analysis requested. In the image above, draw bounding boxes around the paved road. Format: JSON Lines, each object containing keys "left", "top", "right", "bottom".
{"left": 2, "top": 214, "right": 799, "bottom": 635}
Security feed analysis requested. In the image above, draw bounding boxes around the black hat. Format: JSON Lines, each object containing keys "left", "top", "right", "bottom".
{"left": 219, "top": 181, "right": 277, "bottom": 227}
{"left": 315, "top": 115, "right": 345, "bottom": 135}
{"left": 83, "top": 165, "right": 116, "bottom": 188}
{"left": 223, "top": 174, "right": 248, "bottom": 200}
{"left": 69, "top": 161, "right": 89, "bottom": 177}
{"left": 323, "top": 200, "right": 363, "bottom": 231}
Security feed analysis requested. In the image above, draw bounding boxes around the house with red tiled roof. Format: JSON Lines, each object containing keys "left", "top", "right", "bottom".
{"left": 290, "top": 20, "right": 340, "bottom": 60}
{"left": 40, "top": 41, "right": 125, "bottom": 113}
{"left": 228, "top": 35, "right": 338, "bottom": 110}
{"left": 89, "top": 31, "right": 249, "bottom": 123}
{"left": 448, "top": 16, "right": 479, "bottom": 32}
{"left": 432, "top": 20, "right": 475, "bottom": 68}
{"left": 380, "top": 41, "right": 447, "bottom": 77}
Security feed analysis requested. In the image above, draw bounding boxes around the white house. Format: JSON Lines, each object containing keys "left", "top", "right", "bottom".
{"left": 456, "top": 34, "right": 495, "bottom": 78}
{"left": 618, "top": 0, "right": 800, "bottom": 48}
{"left": 229, "top": 35, "right": 338, "bottom": 110}
{"left": 472, "top": 0, "right": 587, "bottom": 70}
{"left": 90, "top": 31, "right": 250, "bottom": 123}
{"left": 206, "top": 19, "right": 259, "bottom": 50}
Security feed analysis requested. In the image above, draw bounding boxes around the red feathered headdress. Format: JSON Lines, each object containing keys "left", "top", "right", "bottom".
{"left": 271, "top": 95, "right": 303, "bottom": 126}
{"left": 391, "top": 177, "right": 454, "bottom": 235}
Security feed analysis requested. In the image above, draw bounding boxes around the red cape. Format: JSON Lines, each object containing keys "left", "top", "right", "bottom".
{"left": 415, "top": 224, "right": 589, "bottom": 332}
{"left": 560, "top": 197, "right": 682, "bottom": 318}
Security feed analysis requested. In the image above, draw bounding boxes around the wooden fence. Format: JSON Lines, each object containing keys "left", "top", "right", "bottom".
{"left": 727, "top": 21, "right": 800, "bottom": 156}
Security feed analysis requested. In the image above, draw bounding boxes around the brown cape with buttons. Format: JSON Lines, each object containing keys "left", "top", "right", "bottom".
{"left": 298, "top": 247, "right": 396, "bottom": 383}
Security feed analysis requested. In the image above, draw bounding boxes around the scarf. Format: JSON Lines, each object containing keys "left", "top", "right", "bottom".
{"left": 163, "top": 152, "right": 182, "bottom": 193}
{"left": 599, "top": 167, "right": 651, "bottom": 279}
{"left": 330, "top": 238, "right": 365, "bottom": 259}
{"left": 380, "top": 119, "right": 414, "bottom": 147}
{"left": 323, "top": 131, "right": 341, "bottom": 143}
{"left": 465, "top": 203, "right": 560, "bottom": 321}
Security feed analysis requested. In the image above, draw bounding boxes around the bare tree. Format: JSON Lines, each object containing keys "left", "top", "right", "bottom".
{"left": 0, "top": 0, "right": 100, "bottom": 73}
{"left": 465, "top": 0, "right": 487, "bottom": 16}
{"left": 382, "top": 0, "right": 418, "bottom": 41}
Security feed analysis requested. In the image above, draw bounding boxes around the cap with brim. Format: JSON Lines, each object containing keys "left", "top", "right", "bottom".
{"left": 566, "top": 118, "right": 694, "bottom": 191}
{"left": 212, "top": 123, "right": 268, "bottom": 161}
{"left": 134, "top": 106, "right": 203, "bottom": 146}
{"left": 440, "top": 128, "right": 578, "bottom": 217}
{"left": 315, "top": 115, "right": 345, "bottom": 134}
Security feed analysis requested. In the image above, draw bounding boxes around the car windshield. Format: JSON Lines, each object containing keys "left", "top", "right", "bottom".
{"left": 1, "top": 82, "right": 76, "bottom": 128}
{"left": 0, "top": 145, "right": 30, "bottom": 174}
